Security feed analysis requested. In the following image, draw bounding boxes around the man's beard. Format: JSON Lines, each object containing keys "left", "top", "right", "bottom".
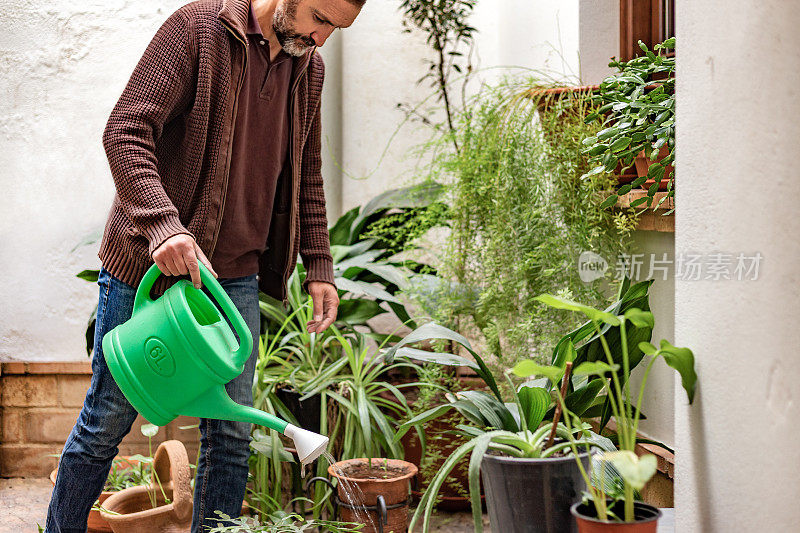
{"left": 273, "top": 0, "right": 316, "bottom": 56}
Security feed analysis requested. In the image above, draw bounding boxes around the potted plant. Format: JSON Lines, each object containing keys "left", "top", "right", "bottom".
{"left": 399, "top": 364, "right": 479, "bottom": 511}
{"left": 384, "top": 323, "right": 618, "bottom": 533}
{"left": 49, "top": 423, "right": 165, "bottom": 533}
{"left": 519, "top": 292, "right": 696, "bottom": 531}
{"left": 249, "top": 324, "right": 425, "bottom": 522}
{"left": 100, "top": 439, "right": 193, "bottom": 533}
{"left": 582, "top": 38, "right": 676, "bottom": 211}
{"left": 325, "top": 458, "right": 418, "bottom": 533}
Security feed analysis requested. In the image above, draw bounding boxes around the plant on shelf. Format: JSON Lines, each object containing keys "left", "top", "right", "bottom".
{"left": 516, "top": 291, "right": 696, "bottom": 529}
{"left": 415, "top": 77, "right": 635, "bottom": 370}
{"left": 582, "top": 38, "right": 676, "bottom": 211}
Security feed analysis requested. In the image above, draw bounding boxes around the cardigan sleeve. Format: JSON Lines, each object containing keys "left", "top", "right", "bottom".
{"left": 102, "top": 8, "right": 197, "bottom": 256}
{"left": 299, "top": 56, "right": 336, "bottom": 293}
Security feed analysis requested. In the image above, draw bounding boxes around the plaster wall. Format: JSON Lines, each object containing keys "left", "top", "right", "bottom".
{"left": 0, "top": 0, "right": 189, "bottom": 362}
{"left": 675, "top": 0, "right": 800, "bottom": 529}
{"left": 1, "top": 0, "right": 582, "bottom": 361}
{"left": 578, "top": 0, "right": 676, "bottom": 449}
{"left": 578, "top": 0, "right": 618, "bottom": 84}
{"left": 336, "top": 0, "right": 581, "bottom": 213}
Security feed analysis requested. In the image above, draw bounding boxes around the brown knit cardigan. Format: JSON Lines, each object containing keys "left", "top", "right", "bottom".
{"left": 98, "top": 0, "right": 335, "bottom": 300}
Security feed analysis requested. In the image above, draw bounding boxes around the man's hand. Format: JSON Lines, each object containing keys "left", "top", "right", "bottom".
{"left": 306, "top": 281, "right": 339, "bottom": 334}
{"left": 152, "top": 234, "right": 217, "bottom": 289}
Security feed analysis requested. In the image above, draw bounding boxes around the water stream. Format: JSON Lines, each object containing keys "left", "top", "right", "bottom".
{"left": 320, "top": 451, "right": 379, "bottom": 532}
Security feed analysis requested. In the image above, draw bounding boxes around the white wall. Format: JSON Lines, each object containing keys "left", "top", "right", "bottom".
{"left": 0, "top": 0, "right": 188, "bottom": 361}
{"left": 579, "top": 0, "right": 618, "bottom": 85}
{"left": 1, "top": 0, "right": 581, "bottom": 361}
{"left": 577, "top": 0, "right": 677, "bottom": 449}
{"left": 334, "top": 0, "right": 580, "bottom": 214}
{"left": 675, "top": 0, "right": 800, "bottom": 530}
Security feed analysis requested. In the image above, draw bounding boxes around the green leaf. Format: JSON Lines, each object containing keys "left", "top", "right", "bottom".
{"left": 638, "top": 341, "right": 658, "bottom": 355}
{"left": 588, "top": 144, "right": 610, "bottom": 156}
{"left": 624, "top": 308, "right": 654, "bottom": 328}
{"left": 573, "top": 361, "right": 620, "bottom": 377}
{"left": 534, "top": 294, "right": 621, "bottom": 326}
{"left": 610, "top": 137, "right": 632, "bottom": 152}
{"left": 76, "top": 269, "right": 100, "bottom": 283}
{"left": 597, "top": 127, "right": 618, "bottom": 140}
{"left": 333, "top": 277, "right": 400, "bottom": 303}
{"left": 517, "top": 386, "right": 551, "bottom": 432}
{"left": 658, "top": 340, "right": 697, "bottom": 403}
{"left": 455, "top": 391, "right": 517, "bottom": 431}
{"left": 511, "top": 361, "right": 563, "bottom": 383}
{"left": 564, "top": 379, "right": 605, "bottom": 417}
{"left": 600, "top": 194, "right": 619, "bottom": 209}
{"left": 336, "top": 299, "right": 387, "bottom": 325}
{"left": 385, "top": 322, "right": 502, "bottom": 401}
{"left": 140, "top": 423, "right": 159, "bottom": 438}
{"left": 603, "top": 450, "right": 657, "bottom": 491}
{"left": 392, "top": 347, "right": 478, "bottom": 370}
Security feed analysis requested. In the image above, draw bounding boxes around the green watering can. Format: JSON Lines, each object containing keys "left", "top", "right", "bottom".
{"left": 103, "top": 263, "right": 328, "bottom": 464}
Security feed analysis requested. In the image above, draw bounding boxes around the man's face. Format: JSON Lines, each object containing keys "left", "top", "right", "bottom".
{"left": 273, "top": 0, "right": 361, "bottom": 56}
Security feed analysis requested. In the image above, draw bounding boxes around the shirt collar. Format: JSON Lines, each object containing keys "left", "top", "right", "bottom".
{"left": 246, "top": 2, "right": 262, "bottom": 36}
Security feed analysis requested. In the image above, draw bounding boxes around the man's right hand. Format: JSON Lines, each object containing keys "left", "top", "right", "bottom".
{"left": 152, "top": 234, "right": 217, "bottom": 289}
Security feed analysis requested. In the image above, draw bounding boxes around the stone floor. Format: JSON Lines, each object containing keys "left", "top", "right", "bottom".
{"left": 0, "top": 477, "right": 673, "bottom": 532}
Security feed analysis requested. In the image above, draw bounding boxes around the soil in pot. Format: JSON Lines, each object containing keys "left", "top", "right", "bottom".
{"left": 571, "top": 500, "right": 662, "bottom": 533}
{"left": 328, "top": 458, "right": 417, "bottom": 533}
{"left": 482, "top": 452, "right": 590, "bottom": 533}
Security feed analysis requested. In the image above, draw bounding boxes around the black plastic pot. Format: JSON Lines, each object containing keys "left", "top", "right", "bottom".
{"left": 275, "top": 387, "right": 321, "bottom": 434}
{"left": 481, "top": 452, "right": 591, "bottom": 533}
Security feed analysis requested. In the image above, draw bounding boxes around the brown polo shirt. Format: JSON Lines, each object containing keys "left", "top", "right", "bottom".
{"left": 212, "top": 2, "right": 294, "bottom": 278}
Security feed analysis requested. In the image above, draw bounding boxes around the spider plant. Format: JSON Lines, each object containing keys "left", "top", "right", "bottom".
{"left": 322, "top": 327, "right": 426, "bottom": 462}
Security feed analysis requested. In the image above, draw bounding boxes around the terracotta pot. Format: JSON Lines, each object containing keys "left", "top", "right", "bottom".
{"left": 49, "top": 456, "right": 139, "bottom": 533}
{"left": 101, "top": 440, "right": 193, "bottom": 533}
{"left": 328, "top": 458, "right": 417, "bottom": 533}
{"left": 571, "top": 501, "right": 662, "bottom": 533}
{"left": 530, "top": 85, "right": 600, "bottom": 112}
{"left": 634, "top": 146, "right": 673, "bottom": 191}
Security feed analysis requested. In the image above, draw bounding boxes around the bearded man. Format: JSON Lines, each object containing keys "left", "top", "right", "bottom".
{"left": 45, "top": 1, "right": 363, "bottom": 531}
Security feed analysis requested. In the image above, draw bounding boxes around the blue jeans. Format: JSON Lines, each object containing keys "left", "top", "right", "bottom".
{"left": 46, "top": 267, "right": 260, "bottom": 533}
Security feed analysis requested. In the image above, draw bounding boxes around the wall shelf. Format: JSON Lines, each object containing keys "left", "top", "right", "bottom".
{"left": 616, "top": 190, "right": 674, "bottom": 233}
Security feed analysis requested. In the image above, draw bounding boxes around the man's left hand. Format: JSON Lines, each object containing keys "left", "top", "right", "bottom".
{"left": 306, "top": 281, "right": 339, "bottom": 334}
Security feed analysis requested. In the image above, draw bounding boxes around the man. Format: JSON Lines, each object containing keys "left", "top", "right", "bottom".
{"left": 45, "top": 0, "right": 363, "bottom": 531}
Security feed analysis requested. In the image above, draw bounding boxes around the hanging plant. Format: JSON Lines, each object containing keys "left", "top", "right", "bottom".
{"left": 582, "top": 38, "right": 675, "bottom": 211}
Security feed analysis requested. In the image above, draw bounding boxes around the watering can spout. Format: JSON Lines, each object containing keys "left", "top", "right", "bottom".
{"left": 180, "top": 385, "right": 329, "bottom": 464}
{"left": 283, "top": 424, "right": 330, "bottom": 465}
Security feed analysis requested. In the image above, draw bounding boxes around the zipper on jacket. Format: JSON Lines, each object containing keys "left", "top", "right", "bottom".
{"left": 210, "top": 21, "right": 248, "bottom": 258}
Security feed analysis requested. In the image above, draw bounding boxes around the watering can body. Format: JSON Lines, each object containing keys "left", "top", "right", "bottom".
{"left": 102, "top": 263, "right": 288, "bottom": 431}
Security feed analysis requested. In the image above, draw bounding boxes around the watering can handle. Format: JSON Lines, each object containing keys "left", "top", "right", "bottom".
{"left": 133, "top": 263, "right": 253, "bottom": 366}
